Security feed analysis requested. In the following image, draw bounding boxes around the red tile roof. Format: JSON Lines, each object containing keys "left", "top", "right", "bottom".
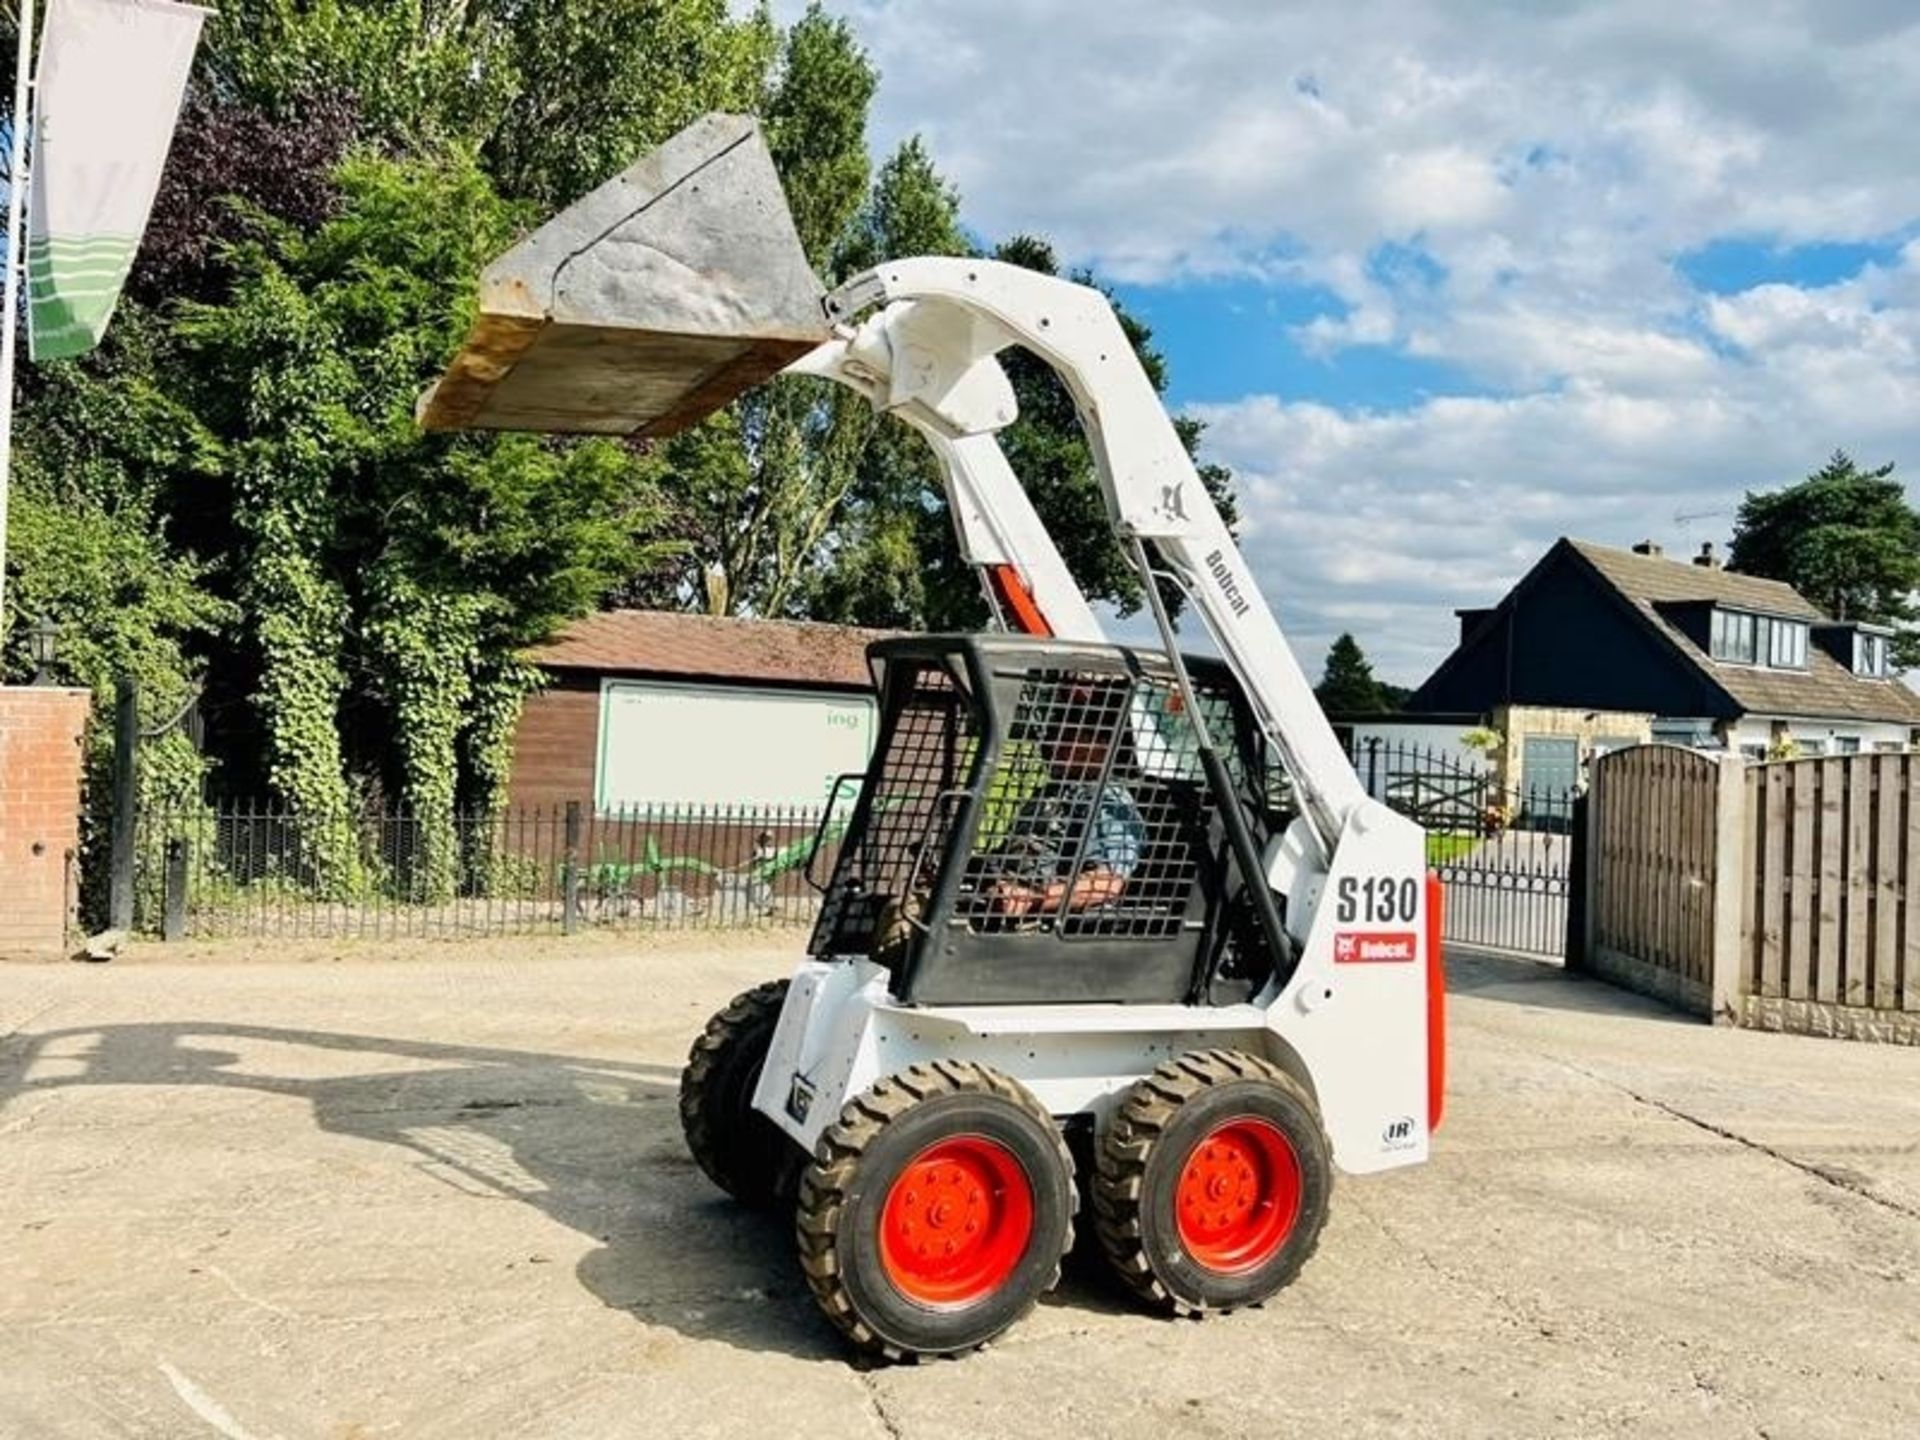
{"left": 526, "top": 610, "right": 895, "bottom": 689}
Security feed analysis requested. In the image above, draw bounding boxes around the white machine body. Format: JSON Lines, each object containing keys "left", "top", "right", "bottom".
{"left": 750, "top": 259, "right": 1443, "bottom": 1179}
{"left": 754, "top": 795, "right": 1434, "bottom": 1174}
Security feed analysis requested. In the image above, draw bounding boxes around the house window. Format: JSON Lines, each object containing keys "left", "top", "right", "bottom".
{"left": 1857, "top": 633, "right": 1890, "bottom": 678}
{"left": 1710, "top": 609, "right": 1755, "bottom": 664}
{"left": 1800, "top": 738, "right": 1826, "bottom": 757}
{"left": 1711, "top": 609, "right": 1807, "bottom": 669}
{"left": 1765, "top": 618, "right": 1808, "bottom": 669}
{"left": 1740, "top": 744, "right": 1766, "bottom": 762}
{"left": 1835, "top": 736, "right": 1861, "bottom": 755}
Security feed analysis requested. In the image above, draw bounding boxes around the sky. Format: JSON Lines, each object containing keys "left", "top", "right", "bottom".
{"left": 788, "top": 0, "right": 1920, "bottom": 685}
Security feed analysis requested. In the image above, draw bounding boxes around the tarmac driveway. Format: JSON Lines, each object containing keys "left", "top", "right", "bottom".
{"left": 1, "top": 936, "right": 1916, "bottom": 1439}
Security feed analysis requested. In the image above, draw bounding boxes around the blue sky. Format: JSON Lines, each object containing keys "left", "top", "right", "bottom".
{"left": 1112, "top": 271, "right": 1486, "bottom": 413}
{"left": 806, "top": 0, "right": 1920, "bottom": 683}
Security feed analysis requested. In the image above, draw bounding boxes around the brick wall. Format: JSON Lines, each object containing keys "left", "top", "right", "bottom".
{"left": 0, "top": 687, "right": 91, "bottom": 956}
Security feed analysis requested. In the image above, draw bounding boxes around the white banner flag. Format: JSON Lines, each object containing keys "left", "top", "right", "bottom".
{"left": 26, "top": 0, "right": 208, "bottom": 360}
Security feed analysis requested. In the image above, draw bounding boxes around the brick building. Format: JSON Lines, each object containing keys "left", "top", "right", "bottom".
{"left": 508, "top": 611, "right": 893, "bottom": 814}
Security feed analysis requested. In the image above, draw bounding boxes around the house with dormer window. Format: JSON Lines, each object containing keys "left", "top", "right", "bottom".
{"left": 1407, "top": 538, "right": 1920, "bottom": 770}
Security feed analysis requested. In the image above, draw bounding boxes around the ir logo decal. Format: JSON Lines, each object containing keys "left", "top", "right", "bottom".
{"left": 1382, "top": 1117, "right": 1417, "bottom": 1150}
{"left": 785, "top": 1074, "right": 815, "bottom": 1123}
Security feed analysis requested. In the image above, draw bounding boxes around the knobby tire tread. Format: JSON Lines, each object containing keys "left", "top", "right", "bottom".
{"left": 795, "top": 1061, "right": 1074, "bottom": 1361}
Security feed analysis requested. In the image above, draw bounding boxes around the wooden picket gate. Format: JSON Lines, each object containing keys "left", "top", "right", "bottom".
{"left": 1581, "top": 745, "right": 1742, "bottom": 1018}
{"left": 1579, "top": 747, "right": 1920, "bottom": 1042}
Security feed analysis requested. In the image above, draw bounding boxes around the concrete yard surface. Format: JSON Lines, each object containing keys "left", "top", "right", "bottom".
{"left": 2, "top": 939, "right": 1917, "bottom": 1439}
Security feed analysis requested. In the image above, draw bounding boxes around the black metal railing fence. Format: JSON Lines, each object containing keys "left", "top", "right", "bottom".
{"left": 116, "top": 740, "right": 1582, "bottom": 952}
{"left": 121, "top": 798, "right": 846, "bottom": 940}
{"left": 1346, "top": 738, "right": 1579, "bottom": 959}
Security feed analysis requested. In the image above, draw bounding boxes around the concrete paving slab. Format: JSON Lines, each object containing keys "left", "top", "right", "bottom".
{"left": 1, "top": 942, "right": 1915, "bottom": 1439}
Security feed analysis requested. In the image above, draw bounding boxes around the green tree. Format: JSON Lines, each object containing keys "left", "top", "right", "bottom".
{"left": 1316, "top": 633, "right": 1388, "bottom": 715}
{"left": 1729, "top": 451, "right": 1920, "bottom": 665}
{"left": 634, "top": 23, "right": 893, "bottom": 619}
{"left": 1, "top": 312, "right": 233, "bottom": 801}
{"left": 197, "top": 0, "right": 780, "bottom": 208}
{"left": 797, "top": 137, "right": 973, "bottom": 625}
{"left": 172, "top": 153, "right": 673, "bottom": 888}
{"left": 5, "top": 0, "right": 809, "bottom": 822}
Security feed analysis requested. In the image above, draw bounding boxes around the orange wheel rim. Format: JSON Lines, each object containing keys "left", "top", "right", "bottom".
{"left": 1175, "top": 1117, "right": 1301, "bottom": 1273}
{"left": 878, "top": 1136, "right": 1034, "bottom": 1306}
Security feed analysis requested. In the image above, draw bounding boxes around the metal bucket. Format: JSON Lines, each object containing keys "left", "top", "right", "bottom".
{"left": 417, "top": 113, "right": 830, "bottom": 437}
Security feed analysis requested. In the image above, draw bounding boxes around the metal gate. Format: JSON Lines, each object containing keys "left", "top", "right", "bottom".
{"left": 1350, "top": 738, "right": 1575, "bottom": 960}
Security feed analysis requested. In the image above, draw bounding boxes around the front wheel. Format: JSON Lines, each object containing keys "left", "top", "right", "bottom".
{"left": 796, "top": 1062, "right": 1075, "bottom": 1361}
{"left": 1093, "top": 1049, "right": 1331, "bottom": 1314}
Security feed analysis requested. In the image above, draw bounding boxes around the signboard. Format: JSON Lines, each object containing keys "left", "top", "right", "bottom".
{"left": 595, "top": 680, "right": 876, "bottom": 812}
{"left": 27, "top": 0, "right": 209, "bottom": 360}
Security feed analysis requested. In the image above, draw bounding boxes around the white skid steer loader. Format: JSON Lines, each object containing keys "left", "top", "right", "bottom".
{"left": 423, "top": 114, "right": 1446, "bottom": 1362}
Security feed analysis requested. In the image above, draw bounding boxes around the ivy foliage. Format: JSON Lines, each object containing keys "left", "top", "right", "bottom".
{"left": 165, "top": 154, "right": 672, "bottom": 890}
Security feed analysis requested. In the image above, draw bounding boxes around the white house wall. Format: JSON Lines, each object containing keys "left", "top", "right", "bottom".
{"left": 1723, "top": 714, "right": 1911, "bottom": 759}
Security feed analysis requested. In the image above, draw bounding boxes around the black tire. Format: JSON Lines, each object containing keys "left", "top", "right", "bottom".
{"left": 796, "top": 1062, "right": 1075, "bottom": 1361}
{"left": 1094, "top": 1048, "right": 1331, "bottom": 1315}
{"left": 679, "top": 979, "right": 801, "bottom": 1208}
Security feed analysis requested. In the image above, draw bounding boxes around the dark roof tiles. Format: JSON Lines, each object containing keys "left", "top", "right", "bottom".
{"left": 1569, "top": 541, "right": 1920, "bottom": 725}
{"left": 527, "top": 610, "right": 893, "bottom": 689}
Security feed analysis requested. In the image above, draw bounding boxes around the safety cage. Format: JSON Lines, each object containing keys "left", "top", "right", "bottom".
{"left": 807, "top": 635, "right": 1291, "bottom": 1006}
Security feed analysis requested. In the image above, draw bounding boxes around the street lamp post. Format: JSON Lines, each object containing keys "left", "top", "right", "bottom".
{"left": 27, "top": 611, "right": 55, "bottom": 684}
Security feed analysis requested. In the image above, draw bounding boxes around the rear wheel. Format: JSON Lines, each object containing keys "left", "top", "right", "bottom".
{"left": 796, "top": 1062, "right": 1075, "bottom": 1361}
{"left": 679, "top": 979, "right": 800, "bottom": 1207}
{"left": 1094, "top": 1049, "right": 1330, "bottom": 1314}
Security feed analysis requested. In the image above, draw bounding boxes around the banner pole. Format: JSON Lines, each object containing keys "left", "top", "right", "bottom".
{"left": 0, "top": 0, "right": 34, "bottom": 644}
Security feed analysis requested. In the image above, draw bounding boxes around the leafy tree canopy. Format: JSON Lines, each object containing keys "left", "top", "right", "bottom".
{"left": 1728, "top": 451, "right": 1920, "bottom": 666}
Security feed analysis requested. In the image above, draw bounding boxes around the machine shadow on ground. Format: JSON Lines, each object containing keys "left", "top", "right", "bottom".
{"left": 0, "top": 1017, "right": 1136, "bottom": 1360}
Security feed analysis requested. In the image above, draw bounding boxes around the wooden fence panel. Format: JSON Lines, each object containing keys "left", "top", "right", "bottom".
{"left": 1788, "top": 765, "right": 1815, "bottom": 1001}
{"left": 1873, "top": 754, "right": 1902, "bottom": 1013}
{"left": 1588, "top": 750, "right": 1920, "bottom": 1040}
{"left": 1756, "top": 764, "right": 1784, "bottom": 998}
{"left": 1905, "top": 759, "right": 1920, "bottom": 1015}
{"left": 1844, "top": 762, "right": 1871, "bottom": 1007}
{"left": 1587, "top": 745, "right": 1722, "bottom": 1015}
{"left": 1730, "top": 754, "right": 1920, "bottom": 1038}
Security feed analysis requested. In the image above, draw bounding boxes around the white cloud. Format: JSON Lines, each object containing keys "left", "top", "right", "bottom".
{"left": 1194, "top": 248, "right": 1920, "bottom": 682}
{"left": 830, "top": 1, "right": 1920, "bottom": 279}
{"left": 795, "top": 1, "right": 1920, "bottom": 683}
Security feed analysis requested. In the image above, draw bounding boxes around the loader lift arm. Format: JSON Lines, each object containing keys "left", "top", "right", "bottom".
{"left": 814, "top": 259, "right": 1366, "bottom": 863}
{"left": 788, "top": 333, "right": 1106, "bottom": 644}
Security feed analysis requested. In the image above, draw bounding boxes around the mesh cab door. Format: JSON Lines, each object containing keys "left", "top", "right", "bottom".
{"left": 809, "top": 659, "right": 979, "bottom": 962}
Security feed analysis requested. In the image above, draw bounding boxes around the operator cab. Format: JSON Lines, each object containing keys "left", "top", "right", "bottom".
{"left": 808, "top": 635, "right": 1293, "bottom": 1007}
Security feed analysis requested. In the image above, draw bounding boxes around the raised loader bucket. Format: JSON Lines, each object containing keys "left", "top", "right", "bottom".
{"left": 417, "top": 113, "right": 830, "bottom": 437}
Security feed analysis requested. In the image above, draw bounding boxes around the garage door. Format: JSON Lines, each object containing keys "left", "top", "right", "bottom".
{"left": 1521, "top": 735, "right": 1579, "bottom": 799}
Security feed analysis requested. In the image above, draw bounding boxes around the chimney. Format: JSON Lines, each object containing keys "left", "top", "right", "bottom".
{"left": 1693, "top": 541, "right": 1721, "bottom": 570}
{"left": 1631, "top": 539, "right": 1663, "bottom": 558}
